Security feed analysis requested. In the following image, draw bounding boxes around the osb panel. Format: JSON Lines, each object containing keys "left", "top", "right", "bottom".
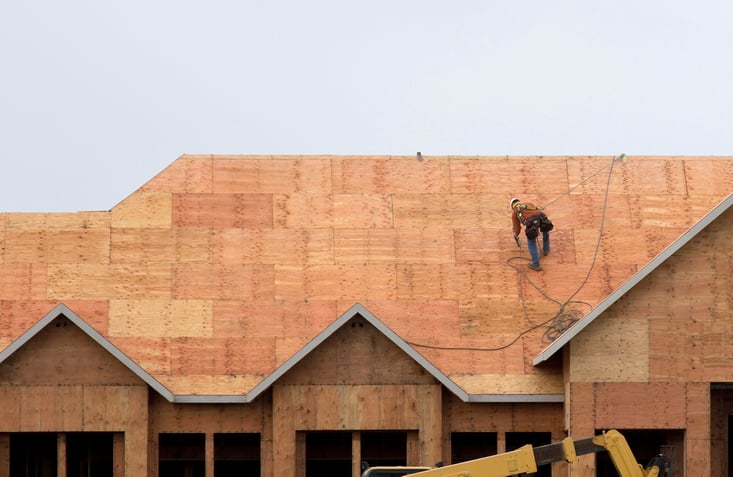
{"left": 172, "top": 264, "right": 275, "bottom": 300}
{"left": 683, "top": 157, "right": 733, "bottom": 194}
{"left": 214, "top": 228, "right": 334, "bottom": 265}
{"left": 274, "top": 264, "right": 397, "bottom": 301}
{"left": 630, "top": 194, "right": 720, "bottom": 229}
{"left": 275, "top": 335, "right": 317, "bottom": 367}
{"left": 594, "top": 382, "right": 686, "bottom": 428}
{"left": 170, "top": 336, "right": 276, "bottom": 375}
{"left": 155, "top": 374, "right": 261, "bottom": 396}
{"left": 417, "top": 335, "right": 532, "bottom": 376}
{"left": 279, "top": 316, "right": 434, "bottom": 386}
{"left": 138, "top": 155, "right": 213, "bottom": 194}
{"left": 111, "top": 228, "right": 176, "bottom": 263}
{"left": 638, "top": 211, "right": 733, "bottom": 384}
{"left": 171, "top": 227, "right": 220, "bottom": 263}
{"left": 454, "top": 229, "right": 524, "bottom": 263}
{"left": 0, "top": 301, "right": 57, "bottom": 339}
{"left": 109, "top": 336, "right": 171, "bottom": 375}
{"left": 450, "top": 373, "right": 563, "bottom": 394}
{"left": 444, "top": 399, "right": 513, "bottom": 431}
{"left": 0, "top": 263, "right": 47, "bottom": 300}
{"left": 0, "top": 385, "right": 23, "bottom": 429}
{"left": 212, "top": 299, "right": 336, "bottom": 339}
{"left": 396, "top": 263, "right": 502, "bottom": 300}
{"left": 334, "top": 228, "right": 455, "bottom": 263}
{"left": 569, "top": 314, "right": 649, "bottom": 382}
{"left": 685, "top": 438, "right": 712, "bottom": 477}
{"left": 110, "top": 192, "right": 172, "bottom": 228}
{"left": 0, "top": 300, "right": 108, "bottom": 340}
{"left": 568, "top": 156, "right": 689, "bottom": 195}
{"left": 213, "top": 157, "right": 332, "bottom": 194}
{"left": 48, "top": 264, "right": 172, "bottom": 300}
{"left": 445, "top": 399, "right": 563, "bottom": 432}
{"left": 273, "top": 193, "right": 393, "bottom": 228}
{"left": 361, "top": 300, "right": 462, "bottom": 342}
{"left": 275, "top": 384, "right": 437, "bottom": 430}
{"left": 14, "top": 385, "right": 84, "bottom": 431}
{"left": 80, "top": 386, "right": 148, "bottom": 431}
{"left": 108, "top": 299, "right": 213, "bottom": 337}
{"left": 331, "top": 156, "right": 450, "bottom": 194}
{"left": 549, "top": 194, "right": 632, "bottom": 231}
{"left": 3, "top": 213, "right": 49, "bottom": 229}
{"left": 2, "top": 229, "right": 110, "bottom": 264}
{"left": 686, "top": 383, "right": 710, "bottom": 440}
{"left": 150, "top": 393, "right": 268, "bottom": 432}
{"left": 571, "top": 226, "right": 648, "bottom": 269}
{"left": 393, "top": 194, "right": 507, "bottom": 229}
{"left": 4, "top": 211, "right": 109, "bottom": 229}
{"left": 567, "top": 382, "right": 595, "bottom": 435}
{"left": 0, "top": 317, "right": 141, "bottom": 386}
{"left": 172, "top": 193, "right": 273, "bottom": 228}
{"left": 455, "top": 298, "right": 566, "bottom": 344}
{"left": 449, "top": 157, "right": 570, "bottom": 196}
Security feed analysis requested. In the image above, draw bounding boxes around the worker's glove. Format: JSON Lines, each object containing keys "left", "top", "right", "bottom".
{"left": 514, "top": 236, "right": 521, "bottom": 247}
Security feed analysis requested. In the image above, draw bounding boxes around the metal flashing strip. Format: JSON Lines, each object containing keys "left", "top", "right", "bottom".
{"left": 0, "top": 303, "right": 176, "bottom": 402}
{"left": 244, "top": 303, "right": 470, "bottom": 403}
{"left": 468, "top": 394, "right": 564, "bottom": 403}
{"left": 174, "top": 395, "right": 248, "bottom": 404}
{"left": 533, "top": 192, "right": 733, "bottom": 366}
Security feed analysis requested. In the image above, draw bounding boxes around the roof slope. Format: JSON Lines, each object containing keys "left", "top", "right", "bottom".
{"left": 533, "top": 192, "right": 733, "bottom": 365}
{"left": 1, "top": 154, "right": 731, "bottom": 398}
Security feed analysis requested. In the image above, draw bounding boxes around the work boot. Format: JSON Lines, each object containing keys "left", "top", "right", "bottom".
{"left": 527, "top": 263, "right": 542, "bottom": 271}
{"left": 543, "top": 249, "right": 550, "bottom": 256}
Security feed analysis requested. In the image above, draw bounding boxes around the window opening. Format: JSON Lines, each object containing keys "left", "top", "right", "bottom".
{"left": 10, "top": 433, "right": 57, "bottom": 477}
{"left": 451, "top": 432, "right": 497, "bottom": 464}
{"left": 305, "top": 431, "right": 352, "bottom": 476}
{"left": 159, "top": 433, "right": 205, "bottom": 477}
{"left": 214, "top": 433, "right": 261, "bottom": 477}
{"left": 66, "top": 432, "right": 113, "bottom": 477}
{"left": 361, "top": 431, "right": 408, "bottom": 468}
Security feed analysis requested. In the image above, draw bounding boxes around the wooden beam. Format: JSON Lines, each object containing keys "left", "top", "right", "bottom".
{"left": 57, "top": 433, "right": 67, "bottom": 477}
{"left": 0, "top": 433, "right": 8, "bottom": 477}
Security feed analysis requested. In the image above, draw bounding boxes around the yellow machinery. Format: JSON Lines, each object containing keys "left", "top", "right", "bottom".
{"left": 362, "top": 429, "right": 670, "bottom": 477}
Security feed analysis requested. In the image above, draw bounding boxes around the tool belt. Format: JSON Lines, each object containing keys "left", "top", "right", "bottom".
{"left": 525, "top": 213, "right": 553, "bottom": 240}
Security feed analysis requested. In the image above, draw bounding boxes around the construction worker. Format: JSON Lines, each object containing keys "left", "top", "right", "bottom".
{"left": 510, "top": 198, "right": 553, "bottom": 271}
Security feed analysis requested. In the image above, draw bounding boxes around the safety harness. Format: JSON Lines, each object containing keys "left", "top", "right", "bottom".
{"left": 514, "top": 203, "right": 553, "bottom": 239}
{"left": 513, "top": 203, "right": 538, "bottom": 226}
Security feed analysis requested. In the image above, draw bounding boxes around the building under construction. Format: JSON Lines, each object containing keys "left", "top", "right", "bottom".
{"left": 0, "top": 154, "right": 731, "bottom": 476}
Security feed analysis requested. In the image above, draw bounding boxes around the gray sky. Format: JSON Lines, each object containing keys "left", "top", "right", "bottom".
{"left": 1, "top": 1, "right": 732, "bottom": 212}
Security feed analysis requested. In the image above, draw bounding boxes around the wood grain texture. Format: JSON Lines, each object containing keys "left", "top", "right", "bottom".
{"left": 2, "top": 155, "right": 731, "bottom": 397}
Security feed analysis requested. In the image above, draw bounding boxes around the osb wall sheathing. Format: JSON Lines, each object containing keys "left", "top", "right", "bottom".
{"left": 569, "top": 206, "right": 733, "bottom": 385}
{"left": 1, "top": 155, "right": 731, "bottom": 398}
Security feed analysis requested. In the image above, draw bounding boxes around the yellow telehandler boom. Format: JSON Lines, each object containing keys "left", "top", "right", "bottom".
{"left": 362, "top": 429, "right": 670, "bottom": 477}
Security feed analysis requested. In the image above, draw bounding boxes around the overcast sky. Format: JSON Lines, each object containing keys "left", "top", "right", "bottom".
{"left": 1, "top": 1, "right": 731, "bottom": 212}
